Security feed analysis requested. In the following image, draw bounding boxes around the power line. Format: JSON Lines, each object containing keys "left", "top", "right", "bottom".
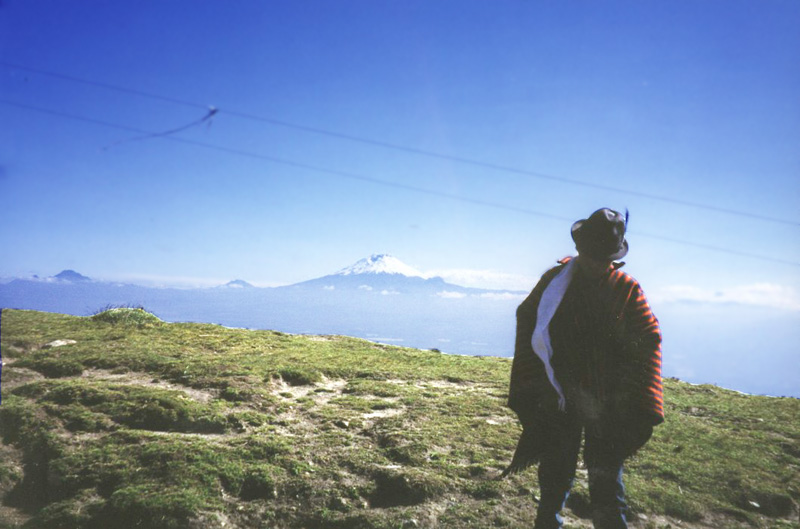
{"left": 2, "top": 60, "right": 797, "bottom": 228}
{"left": 0, "top": 62, "right": 202, "bottom": 110}
{"left": 0, "top": 99, "right": 573, "bottom": 223}
{"left": 103, "top": 107, "right": 218, "bottom": 150}
{"left": 2, "top": 98, "right": 798, "bottom": 268}
{"left": 627, "top": 231, "right": 800, "bottom": 268}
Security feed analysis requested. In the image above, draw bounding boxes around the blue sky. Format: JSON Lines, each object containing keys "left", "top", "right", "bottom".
{"left": 1, "top": 1, "right": 798, "bottom": 393}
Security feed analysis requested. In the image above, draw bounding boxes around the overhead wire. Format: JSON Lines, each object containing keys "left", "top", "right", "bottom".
{"left": 0, "top": 99, "right": 573, "bottom": 222}
{"left": 1, "top": 98, "right": 798, "bottom": 268}
{"left": 1, "top": 60, "right": 797, "bottom": 228}
{"left": 102, "top": 106, "right": 218, "bottom": 150}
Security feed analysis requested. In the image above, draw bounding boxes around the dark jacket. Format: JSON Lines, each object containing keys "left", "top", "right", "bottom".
{"left": 503, "top": 257, "right": 663, "bottom": 475}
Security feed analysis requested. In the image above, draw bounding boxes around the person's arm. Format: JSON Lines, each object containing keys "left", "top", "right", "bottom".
{"left": 620, "top": 278, "right": 664, "bottom": 425}
{"left": 508, "top": 265, "right": 563, "bottom": 427}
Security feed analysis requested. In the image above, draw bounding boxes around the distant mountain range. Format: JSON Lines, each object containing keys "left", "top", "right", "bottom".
{"left": 0, "top": 255, "right": 526, "bottom": 356}
{"left": 5, "top": 255, "right": 800, "bottom": 397}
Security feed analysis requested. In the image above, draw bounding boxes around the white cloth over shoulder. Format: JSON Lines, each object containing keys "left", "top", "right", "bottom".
{"left": 532, "top": 259, "right": 577, "bottom": 412}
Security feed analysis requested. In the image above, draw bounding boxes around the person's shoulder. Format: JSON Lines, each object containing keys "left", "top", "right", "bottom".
{"left": 541, "top": 256, "right": 573, "bottom": 279}
{"left": 609, "top": 266, "right": 642, "bottom": 290}
{"left": 522, "top": 257, "right": 574, "bottom": 300}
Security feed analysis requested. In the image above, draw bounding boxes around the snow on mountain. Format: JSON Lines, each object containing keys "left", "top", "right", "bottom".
{"left": 293, "top": 254, "right": 528, "bottom": 296}
{"left": 335, "top": 254, "right": 423, "bottom": 277}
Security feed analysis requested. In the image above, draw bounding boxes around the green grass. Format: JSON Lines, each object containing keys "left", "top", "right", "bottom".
{"left": 1, "top": 309, "right": 798, "bottom": 528}
{"left": 91, "top": 306, "right": 163, "bottom": 327}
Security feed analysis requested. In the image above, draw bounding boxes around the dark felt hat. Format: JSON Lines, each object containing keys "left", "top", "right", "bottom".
{"left": 571, "top": 208, "right": 629, "bottom": 260}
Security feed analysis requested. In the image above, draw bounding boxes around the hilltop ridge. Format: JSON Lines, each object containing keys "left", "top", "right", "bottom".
{"left": 0, "top": 309, "right": 797, "bottom": 529}
{"left": 0, "top": 256, "right": 524, "bottom": 358}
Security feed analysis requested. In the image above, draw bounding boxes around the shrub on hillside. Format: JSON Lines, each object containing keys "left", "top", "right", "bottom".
{"left": 92, "top": 306, "right": 161, "bottom": 327}
{"left": 16, "top": 355, "right": 84, "bottom": 378}
{"left": 272, "top": 367, "right": 322, "bottom": 386}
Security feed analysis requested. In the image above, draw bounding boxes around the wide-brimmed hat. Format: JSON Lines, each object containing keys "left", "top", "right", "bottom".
{"left": 570, "top": 208, "right": 628, "bottom": 260}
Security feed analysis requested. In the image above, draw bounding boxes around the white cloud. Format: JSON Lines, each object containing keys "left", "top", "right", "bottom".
{"left": 358, "top": 285, "right": 373, "bottom": 291}
{"left": 436, "top": 291, "right": 467, "bottom": 299}
{"left": 655, "top": 283, "right": 800, "bottom": 311}
{"left": 478, "top": 292, "right": 526, "bottom": 301}
{"left": 323, "top": 285, "right": 335, "bottom": 291}
{"left": 95, "top": 273, "right": 286, "bottom": 289}
{"left": 104, "top": 273, "right": 231, "bottom": 289}
{"left": 425, "top": 268, "right": 534, "bottom": 291}
{"left": 380, "top": 289, "right": 399, "bottom": 296}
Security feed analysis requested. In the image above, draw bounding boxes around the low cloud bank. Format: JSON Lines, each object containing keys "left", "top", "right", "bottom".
{"left": 436, "top": 291, "right": 467, "bottom": 299}
{"left": 426, "top": 269, "right": 533, "bottom": 291}
{"left": 656, "top": 283, "right": 800, "bottom": 311}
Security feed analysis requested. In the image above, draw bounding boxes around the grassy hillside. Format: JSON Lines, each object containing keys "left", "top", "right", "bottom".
{"left": 0, "top": 309, "right": 797, "bottom": 529}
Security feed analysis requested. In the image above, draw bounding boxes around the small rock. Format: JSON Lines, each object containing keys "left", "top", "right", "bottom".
{"left": 43, "top": 339, "right": 77, "bottom": 348}
{"left": 749, "top": 501, "right": 761, "bottom": 509}
{"left": 335, "top": 420, "right": 350, "bottom": 429}
{"left": 331, "top": 496, "right": 349, "bottom": 511}
{"left": 402, "top": 519, "right": 419, "bottom": 528}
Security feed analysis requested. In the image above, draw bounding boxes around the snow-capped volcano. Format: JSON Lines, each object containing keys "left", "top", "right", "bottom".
{"left": 335, "top": 254, "right": 423, "bottom": 277}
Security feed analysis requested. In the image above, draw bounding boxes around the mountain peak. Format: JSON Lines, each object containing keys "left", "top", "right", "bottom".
{"left": 54, "top": 270, "right": 91, "bottom": 282}
{"left": 335, "top": 254, "right": 423, "bottom": 278}
{"left": 224, "top": 279, "right": 254, "bottom": 289}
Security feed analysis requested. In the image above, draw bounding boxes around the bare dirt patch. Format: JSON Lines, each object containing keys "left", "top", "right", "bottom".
{"left": 387, "top": 378, "right": 498, "bottom": 394}
{"left": 305, "top": 335, "right": 341, "bottom": 342}
{"left": 81, "top": 368, "right": 217, "bottom": 403}
{"left": 0, "top": 365, "right": 45, "bottom": 392}
{"left": 269, "top": 376, "right": 347, "bottom": 402}
{"left": 363, "top": 407, "right": 403, "bottom": 420}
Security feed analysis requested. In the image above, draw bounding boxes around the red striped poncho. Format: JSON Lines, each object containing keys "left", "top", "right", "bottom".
{"left": 508, "top": 257, "right": 664, "bottom": 429}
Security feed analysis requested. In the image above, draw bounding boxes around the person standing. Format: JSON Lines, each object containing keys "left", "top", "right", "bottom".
{"left": 504, "top": 208, "right": 663, "bottom": 529}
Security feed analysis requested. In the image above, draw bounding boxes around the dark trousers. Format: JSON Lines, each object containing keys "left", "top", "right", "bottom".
{"left": 534, "top": 417, "right": 628, "bottom": 529}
